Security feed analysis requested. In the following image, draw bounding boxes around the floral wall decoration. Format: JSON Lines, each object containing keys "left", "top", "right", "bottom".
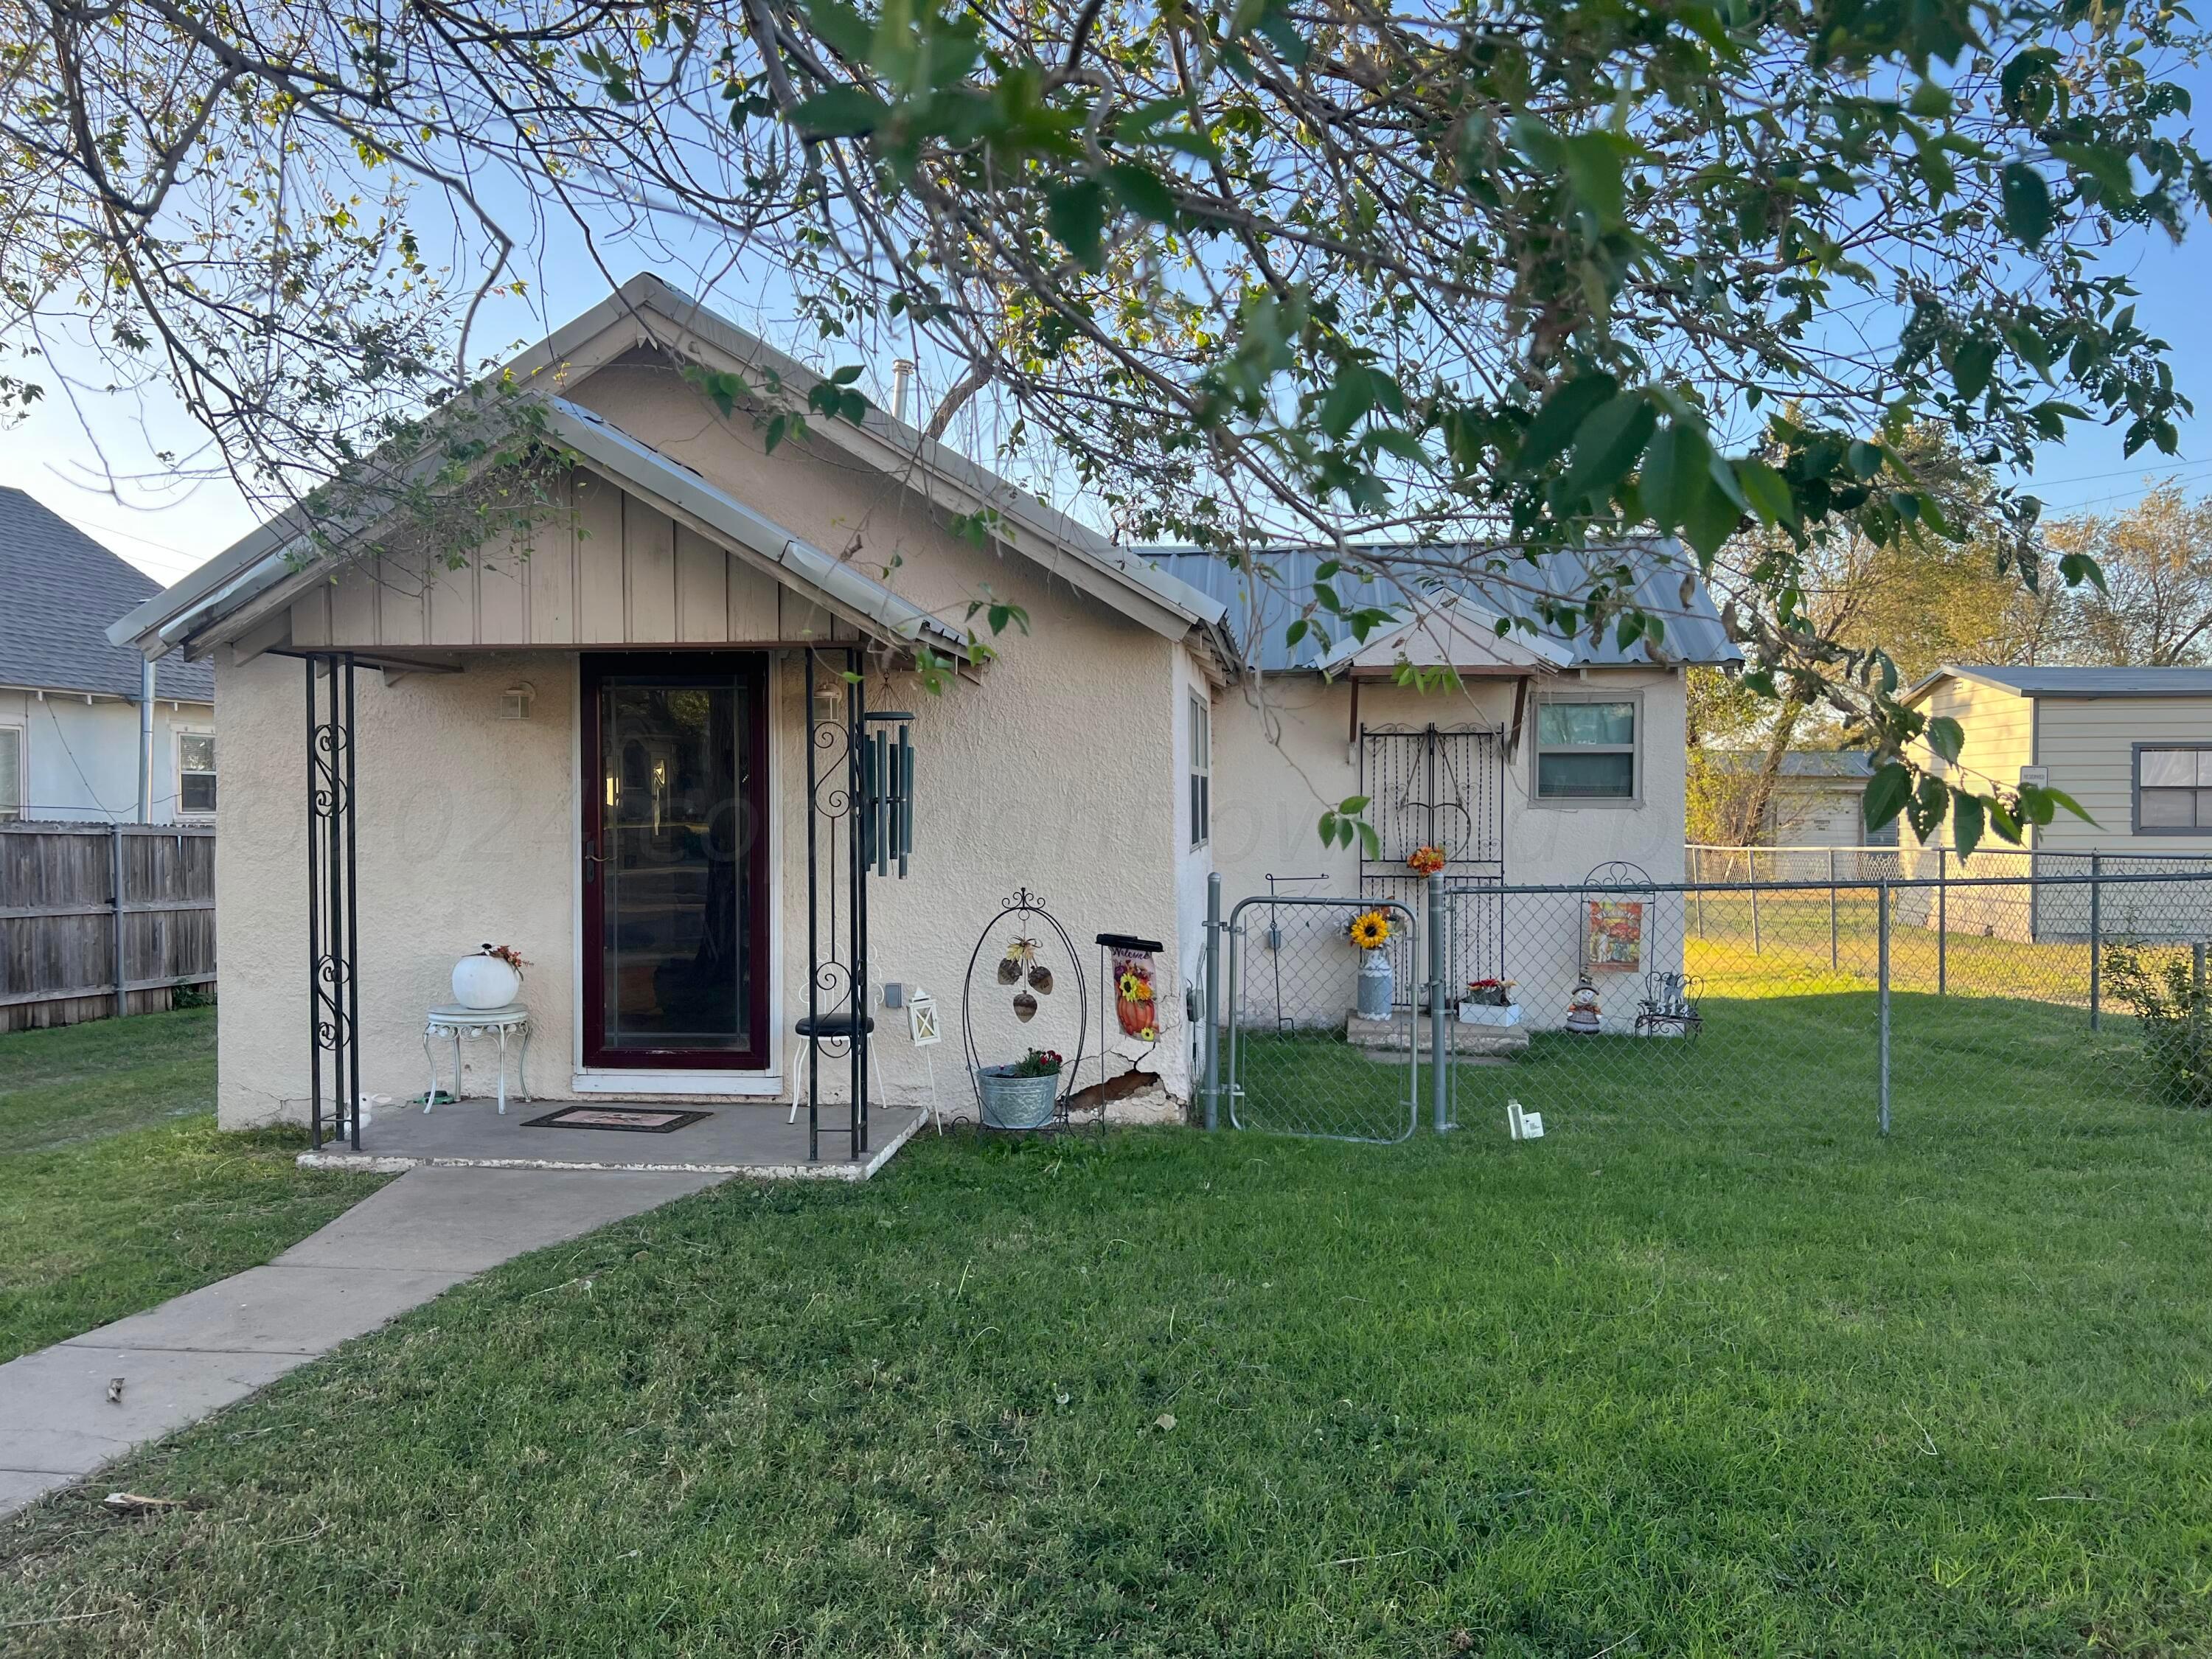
{"left": 1111, "top": 946, "right": 1158, "bottom": 1043}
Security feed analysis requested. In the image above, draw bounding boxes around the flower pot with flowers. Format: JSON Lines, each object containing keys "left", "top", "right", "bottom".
{"left": 1407, "top": 844, "right": 1447, "bottom": 877}
{"left": 1347, "top": 908, "right": 1396, "bottom": 1020}
{"left": 1458, "top": 978, "right": 1523, "bottom": 1027}
{"left": 977, "top": 1047, "right": 1065, "bottom": 1130}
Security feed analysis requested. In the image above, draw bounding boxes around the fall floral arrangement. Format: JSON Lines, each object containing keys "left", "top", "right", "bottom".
{"left": 476, "top": 942, "right": 529, "bottom": 981}
{"left": 1464, "top": 978, "right": 1516, "bottom": 1007}
{"left": 1114, "top": 956, "right": 1158, "bottom": 1043}
{"left": 1347, "top": 910, "right": 1393, "bottom": 950}
{"left": 1006, "top": 1047, "right": 1065, "bottom": 1078}
{"left": 1406, "top": 844, "right": 1447, "bottom": 877}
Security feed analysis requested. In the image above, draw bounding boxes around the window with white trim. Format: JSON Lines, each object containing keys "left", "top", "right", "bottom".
{"left": 0, "top": 726, "right": 20, "bottom": 820}
{"left": 1533, "top": 697, "right": 1638, "bottom": 801}
{"left": 2136, "top": 745, "right": 2212, "bottom": 832}
{"left": 1189, "top": 694, "right": 1210, "bottom": 848}
{"left": 176, "top": 731, "right": 217, "bottom": 817}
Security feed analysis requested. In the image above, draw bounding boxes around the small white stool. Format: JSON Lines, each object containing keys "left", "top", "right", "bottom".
{"left": 423, "top": 1003, "right": 532, "bottom": 1114}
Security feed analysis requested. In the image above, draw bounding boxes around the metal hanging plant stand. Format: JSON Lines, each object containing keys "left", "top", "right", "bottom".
{"left": 960, "top": 887, "right": 1089, "bottom": 1133}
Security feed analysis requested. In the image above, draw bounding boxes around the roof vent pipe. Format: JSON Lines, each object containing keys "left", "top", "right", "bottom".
{"left": 890, "top": 359, "right": 914, "bottom": 425}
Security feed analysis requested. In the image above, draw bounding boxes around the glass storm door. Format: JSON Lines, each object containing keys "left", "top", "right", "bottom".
{"left": 581, "top": 654, "right": 770, "bottom": 1070}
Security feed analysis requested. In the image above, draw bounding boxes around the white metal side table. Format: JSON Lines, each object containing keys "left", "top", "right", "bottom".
{"left": 423, "top": 1003, "right": 532, "bottom": 1113}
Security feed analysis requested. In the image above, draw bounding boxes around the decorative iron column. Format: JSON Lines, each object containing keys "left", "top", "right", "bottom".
{"left": 800, "top": 645, "right": 916, "bottom": 1162}
{"left": 305, "top": 654, "right": 361, "bottom": 1151}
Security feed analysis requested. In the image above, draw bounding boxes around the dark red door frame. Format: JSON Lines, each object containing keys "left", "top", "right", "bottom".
{"left": 580, "top": 651, "right": 771, "bottom": 1071}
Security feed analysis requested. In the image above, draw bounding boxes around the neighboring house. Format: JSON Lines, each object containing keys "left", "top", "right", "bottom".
{"left": 109, "top": 275, "right": 1736, "bottom": 1143}
{"left": 1905, "top": 664, "right": 2212, "bottom": 938}
{"left": 0, "top": 487, "right": 216, "bottom": 823}
{"left": 1699, "top": 750, "right": 1882, "bottom": 848}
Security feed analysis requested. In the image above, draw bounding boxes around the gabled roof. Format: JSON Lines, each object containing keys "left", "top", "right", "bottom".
{"left": 1904, "top": 664, "right": 2212, "bottom": 704}
{"left": 1312, "top": 592, "right": 1575, "bottom": 677}
{"left": 1139, "top": 540, "right": 1739, "bottom": 672}
{"left": 111, "top": 274, "right": 1232, "bottom": 665}
{"left": 110, "top": 400, "right": 972, "bottom": 663}
{"left": 1705, "top": 749, "right": 1875, "bottom": 780}
{"left": 0, "top": 489, "right": 215, "bottom": 701}
{"left": 507, "top": 274, "right": 1228, "bottom": 644}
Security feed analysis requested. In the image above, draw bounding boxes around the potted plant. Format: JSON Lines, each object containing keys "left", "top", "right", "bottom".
{"left": 1458, "top": 978, "right": 1522, "bottom": 1027}
{"left": 977, "top": 1046, "right": 1064, "bottom": 1130}
{"left": 1348, "top": 908, "right": 1394, "bottom": 1019}
{"left": 453, "top": 942, "right": 527, "bottom": 1009}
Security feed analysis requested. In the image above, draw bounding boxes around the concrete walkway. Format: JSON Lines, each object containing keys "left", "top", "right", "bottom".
{"left": 0, "top": 1166, "right": 726, "bottom": 1520}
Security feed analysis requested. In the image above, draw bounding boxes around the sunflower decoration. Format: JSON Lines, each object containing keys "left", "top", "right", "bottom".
{"left": 1347, "top": 910, "right": 1393, "bottom": 951}
{"left": 1110, "top": 947, "right": 1160, "bottom": 1043}
{"left": 1406, "top": 844, "right": 1447, "bottom": 877}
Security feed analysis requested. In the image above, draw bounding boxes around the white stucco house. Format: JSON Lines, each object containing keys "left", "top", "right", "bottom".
{"left": 0, "top": 488, "right": 216, "bottom": 824}
{"left": 108, "top": 276, "right": 1736, "bottom": 1166}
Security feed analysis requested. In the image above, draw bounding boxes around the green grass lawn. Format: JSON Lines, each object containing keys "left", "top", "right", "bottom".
{"left": 5, "top": 998, "right": 2212, "bottom": 1655}
{"left": 0, "top": 1009, "right": 389, "bottom": 1364}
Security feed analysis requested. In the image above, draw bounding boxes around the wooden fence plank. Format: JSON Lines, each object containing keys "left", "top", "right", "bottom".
{"left": 0, "top": 824, "right": 217, "bottom": 1032}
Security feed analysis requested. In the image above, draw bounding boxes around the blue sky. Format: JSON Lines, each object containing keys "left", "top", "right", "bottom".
{"left": 12, "top": 125, "right": 2211, "bottom": 589}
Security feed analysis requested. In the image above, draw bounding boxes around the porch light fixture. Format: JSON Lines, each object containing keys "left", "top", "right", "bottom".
{"left": 501, "top": 682, "right": 535, "bottom": 720}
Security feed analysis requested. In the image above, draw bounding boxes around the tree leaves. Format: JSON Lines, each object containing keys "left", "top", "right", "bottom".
{"left": 2001, "top": 163, "right": 2055, "bottom": 244}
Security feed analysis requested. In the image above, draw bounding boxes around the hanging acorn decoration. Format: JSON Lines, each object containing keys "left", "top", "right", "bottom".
{"left": 997, "top": 956, "right": 1020, "bottom": 985}
{"left": 1013, "top": 990, "right": 1039, "bottom": 1022}
{"left": 998, "top": 936, "right": 1036, "bottom": 984}
{"left": 1027, "top": 962, "right": 1054, "bottom": 995}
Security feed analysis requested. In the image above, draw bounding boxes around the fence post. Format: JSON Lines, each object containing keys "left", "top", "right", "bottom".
{"left": 1877, "top": 878, "right": 1891, "bottom": 1137}
{"left": 2089, "top": 852, "right": 2102, "bottom": 1032}
{"left": 1203, "top": 873, "right": 1222, "bottom": 1130}
{"left": 2193, "top": 943, "right": 2206, "bottom": 1060}
{"left": 1828, "top": 847, "right": 1838, "bottom": 970}
{"left": 1938, "top": 845, "right": 1948, "bottom": 996}
{"left": 1428, "top": 873, "right": 1448, "bottom": 1135}
{"left": 1751, "top": 853, "right": 1762, "bottom": 955}
{"left": 110, "top": 824, "right": 128, "bottom": 1020}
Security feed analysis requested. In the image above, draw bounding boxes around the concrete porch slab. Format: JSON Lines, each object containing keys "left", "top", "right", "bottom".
{"left": 296, "top": 1099, "right": 930, "bottom": 1179}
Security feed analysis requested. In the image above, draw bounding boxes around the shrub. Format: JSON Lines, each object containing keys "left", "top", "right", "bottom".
{"left": 2102, "top": 942, "right": 2212, "bottom": 1109}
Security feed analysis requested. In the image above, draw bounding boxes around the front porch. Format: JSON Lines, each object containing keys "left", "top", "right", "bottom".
{"left": 298, "top": 1096, "right": 931, "bottom": 1179}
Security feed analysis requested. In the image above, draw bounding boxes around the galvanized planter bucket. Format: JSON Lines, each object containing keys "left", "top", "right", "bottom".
{"left": 976, "top": 1065, "right": 1060, "bottom": 1130}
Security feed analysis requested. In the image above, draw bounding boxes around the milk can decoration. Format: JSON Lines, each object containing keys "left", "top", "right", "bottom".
{"left": 1349, "top": 908, "right": 1394, "bottom": 1020}
{"left": 453, "top": 942, "right": 526, "bottom": 1009}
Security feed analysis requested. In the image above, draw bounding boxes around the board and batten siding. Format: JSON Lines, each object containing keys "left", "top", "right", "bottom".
{"left": 2035, "top": 695, "right": 2212, "bottom": 854}
{"left": 1913, "top": 675, "right": 2034, "bottom": 851}
{"left": 287, "top": 468, "right": 856, "bottom": 652}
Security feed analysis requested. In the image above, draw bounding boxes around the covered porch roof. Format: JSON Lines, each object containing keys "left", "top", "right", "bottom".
{"left": 107, "top": 398, "right": 973, "bottom": 673}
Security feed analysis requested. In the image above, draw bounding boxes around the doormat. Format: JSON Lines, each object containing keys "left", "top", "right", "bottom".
{"left": 520, "top": 1105, "right": 714, "bottom": 1135}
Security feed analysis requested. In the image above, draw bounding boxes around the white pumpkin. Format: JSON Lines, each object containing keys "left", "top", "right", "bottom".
{"left": 452, "top": 950, "right": 521, "bottom": 1009}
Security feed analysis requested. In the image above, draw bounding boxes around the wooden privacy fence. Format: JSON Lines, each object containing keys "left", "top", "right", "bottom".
{"left": 0, "top": 822, "right": 216, "bottom": 1032}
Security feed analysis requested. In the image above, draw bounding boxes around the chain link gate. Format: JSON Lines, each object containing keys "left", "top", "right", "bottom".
{"left": 1224, "top": 894, "right": 1421, "bottom": 1141}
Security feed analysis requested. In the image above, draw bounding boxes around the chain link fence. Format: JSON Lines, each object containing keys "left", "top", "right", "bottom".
{"left": 1223, "top": 894, "right": 1421, "bottom": 1142}
{"left": 1211, "top": 868, "right": 2212, "bottom": 1144}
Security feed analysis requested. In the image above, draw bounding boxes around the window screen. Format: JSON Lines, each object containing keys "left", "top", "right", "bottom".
{"left": 2138, "top": 748, "right": 2212, "bottom": 831}
{"left": 178, "top": 732, "right": 216, "bottom": 815}
{"left": 1189, "top": 695, "right": 1210, "bottom": 847}
{"left": 1534, "top": 699, "right": 1636, "bottom": 799}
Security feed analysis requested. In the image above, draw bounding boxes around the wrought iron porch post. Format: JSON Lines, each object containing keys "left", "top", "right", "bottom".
{"left": 305, "top": 653, "right": 360, "bottom": 1152}
{"left": 804, "top": 649, "right": 821, "bottom": 1162}
{"left": 848, "top": 645, "right": 869, "bottom": 1157}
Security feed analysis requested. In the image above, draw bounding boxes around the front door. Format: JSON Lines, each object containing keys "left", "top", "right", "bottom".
{"left": 581, "top": 653, "right": 770, "bottom": 1070}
